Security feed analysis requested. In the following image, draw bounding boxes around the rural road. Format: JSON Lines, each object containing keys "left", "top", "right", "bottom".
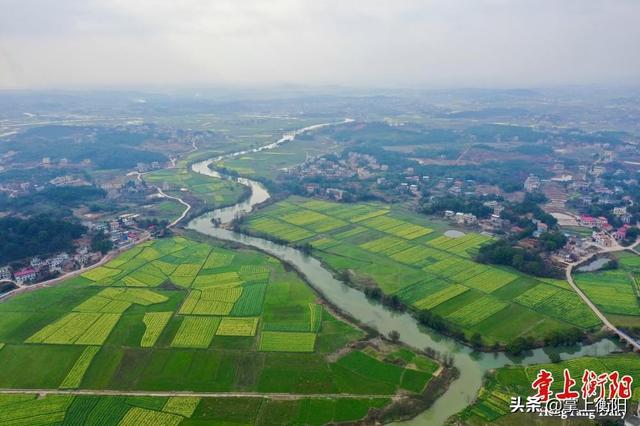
{"left": 0, "top": 388, "right": 393, "bottom": 400}
{"left": 156, "top": 188, "right": 191, "bottom": 228}
{"left": 565, "top": 240, "right": 640, "bottom": 351}
{"left": 129, "top": 170, "right": 192, "bottom": 229}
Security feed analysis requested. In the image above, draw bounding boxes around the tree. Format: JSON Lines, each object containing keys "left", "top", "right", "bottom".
{"left": 388, "top": 330, "right": 400, "bottom": 343}
{"left": 0, "top": 215, "right": 86, "bottom": 263}
{"left": 91, "top": 231, "right": 113, "bottom": 254}
{"left": 470, "top": 333, "right": 483, "bottom": 349}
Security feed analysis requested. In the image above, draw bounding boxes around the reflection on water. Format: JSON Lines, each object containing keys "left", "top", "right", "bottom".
{"left": 576, "top": 257, "right": 611, "bottom": 272}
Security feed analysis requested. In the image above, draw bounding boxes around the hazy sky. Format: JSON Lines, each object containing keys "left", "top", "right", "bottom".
{"left": 1, "top": 0, "right": 639, "bottom": 89}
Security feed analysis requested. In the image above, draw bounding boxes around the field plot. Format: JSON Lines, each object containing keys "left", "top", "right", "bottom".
{"left": 445, "top": 296, "right": 508, "bottom": 327}
{"left": 456, "top": 353, "right": 640, "bottom": 425}
{"left": 390, "top": 245, "right": 448, "bottom": 266}
{"left": 231, "top": 283, "right": 267, "bottom": 316}
{"left": 618, "top": 252, "right": 640, "bottom": 270}
{"left": 414, "top": 284, "right": 468, "bottom": 310}
{"left": 462, "top": 268, "right": 517, "bottom": 293}
{"left": 514, "top": 284, "right": 560, "bottom": 308}
{"left": 26, "top": 312, "right": 121, "bottom": 345}
{"left": 362, "top": 215, "right": 432, "bottom": 239}
{"left": 120, "top": 407, "right": 182, "bottom": 426}
{"left": 216, "top": 317, "right": 259, "bottom": 336}
{"left": 171, "top": 316, "right": 221, "bottom": 348}
{"left": 179, "top": 287, "right": 242, "bottom": 315}
{"left": 0, "top": 235, "right": 435, "bottom": 420}
{"left": 426, "top": 234, "right": 492, "bottom": 256}
{"left": 575, "top": 269, "right": 640, "bottom": 315}
{"left": 203, "top": 251, "right": 234, "bottom": 269}
{"left": 0, "top": 392, "right": 395, "bottom": 426}
{"left": 0, "top": 395, "right": 73, "bottom": 425}
{"left": 282, "top": 209, "right": 347, "bottom": 233}
{"left": 247, "top": 196, "right": 602, "bottom": 345}
{"left": 239, "top": 264, "right": 272, "bottom": 281}
{"left": 395, "top": 278, "right": 449, "bottom": 306}
{"left": 82, "top": 267, "right": 121, "bottom": 283}
{"left": 74, "top": 288, "right": 168, "bottom": 314}
{"left": 162, "top": 397, "right": 200, "bottom": 417}
{"left": 145, "top": 167, "right": 245, "bottom": 207}
{"left": 60, "top": 346, "right": 100, "bottom": 389}
{"left": 360, "top": 236, "right": 412, "bottom": 255}
{"left": 259, "top": 331, "right": 317, "bottom": 352}
{"left": 248, "top": 217, "right": 314, "bottom": 242}
{"left": 309, "top": 303, "right": 323, "bottom": 332}
{"left": 192, "top": 272, "right": 243, "bottom": 289}
{"left": 141, "top": 312, "right": 173, "bottom": 347}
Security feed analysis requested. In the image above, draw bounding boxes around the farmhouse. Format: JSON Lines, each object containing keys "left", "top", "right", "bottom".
{"left": 0, "top": 266, "right": 12, "bottom": 281}
{"left": 523, "top": 174, "right": 541, "bottom": 192}
{"left": 14, "top": 268, "right": 37, "bottom": 284}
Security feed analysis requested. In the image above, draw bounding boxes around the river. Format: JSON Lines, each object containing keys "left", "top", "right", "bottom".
{"left": 187, "top": 123, "right": 622, "bottom": 425}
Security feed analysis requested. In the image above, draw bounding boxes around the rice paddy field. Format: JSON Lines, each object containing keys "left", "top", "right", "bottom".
{"left": 0, "top": 236, "right": 437, "bottom": 424}
{"left": 454, "top": 353, "right": 640, "bottom": 425}
{"left": 145, "top": 167, "right": 246, "bottom": 207}
{"left": 574, "top": 251, "right": 640, "bottom": 328}
{"left": 246, "top": 196, "right": 602, "bottom": 346}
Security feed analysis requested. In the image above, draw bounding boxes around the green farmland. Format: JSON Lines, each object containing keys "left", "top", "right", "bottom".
{"left": 145, "top": 167, "right": 246, "bottom": 207}
{"left": 453, "top": 353, "right": 640, "bottom": 424}
{"left": 214, "top": 134, "right": 341, "bottom": 180}
{"left": 138, "top": 199, "right": 186, "bottom": 223}
{"left": 0, "top": 236, "right": 438, "bottom": 424}
{"left": 245, "top": 196, "right": 601, "bottom": 346}
{"left": 574, "top": 251, "right": 640, "bottom": 328}
{"left": 0, "top": 393, "right": 392, "bottom": 425}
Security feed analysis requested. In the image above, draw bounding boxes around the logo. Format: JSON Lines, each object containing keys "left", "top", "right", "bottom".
{"left": 509, "top": 368, "right": 633, "bottom": 419}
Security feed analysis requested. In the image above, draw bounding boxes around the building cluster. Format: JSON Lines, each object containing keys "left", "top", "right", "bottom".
{"left": 444, "top": 210, "right": 478, "bottom": 225}
{"left": 290, "top": 152, "right": 388, "bottom": 181}
{"left": 0, "top": 172, "right": 90, "bottom": 199}
{"left": 135, "top": 161, "right": 164, "bottom": 173}
{"left": 0, "top": 250, "right": 97, "bottom": 285}
{"left": 49, "top": 175, "right": 89, "bottom": 187}
{"left": 0, "top": 213, "right": 145, "bottom": 287}
{"left": 84, "top": 214, "right": 141, "bottom": 248}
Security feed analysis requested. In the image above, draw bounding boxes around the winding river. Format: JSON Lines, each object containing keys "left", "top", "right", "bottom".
{"left": 187, "top": 123, "right": 621, "bottom": 425}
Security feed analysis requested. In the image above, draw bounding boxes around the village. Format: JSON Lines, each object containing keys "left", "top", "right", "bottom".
{"left": 283, "top": 138, "right": 640, "bottom": 277}
{"left": 0, "top": 213, "right": 148, "bottom": 290}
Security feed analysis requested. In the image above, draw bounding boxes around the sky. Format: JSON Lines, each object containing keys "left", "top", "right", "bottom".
{"left": 1, "top": 0, "right": 639, "bottom": 90}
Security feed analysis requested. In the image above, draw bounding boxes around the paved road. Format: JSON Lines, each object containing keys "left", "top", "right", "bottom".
{"left": 565, "top": 241, "right": 640, "bottom": 352}
{"left": 0, "top": 388, "right": 393, "bottom": 400}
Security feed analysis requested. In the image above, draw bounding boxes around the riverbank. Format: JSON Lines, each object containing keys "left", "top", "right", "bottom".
{"left": 184, "top": 121, "right": 628, "bottom": 425}
{"left": 180, "top": 227, "right": 457, "bottom": 422}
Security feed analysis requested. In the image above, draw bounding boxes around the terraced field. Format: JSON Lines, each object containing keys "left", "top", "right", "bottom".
{"left": 246, "top": 196, "right": 602, "bottom": 345}
{"left": 0, "top": 236, "right": 438, "bottom": 423}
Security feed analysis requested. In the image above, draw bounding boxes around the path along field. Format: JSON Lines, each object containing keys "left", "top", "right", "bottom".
{"left": 246, "top": 196, "right": 602, "bottom": 346}
{"left": 0, "top": 236, "right": 439, "bottom": 424}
